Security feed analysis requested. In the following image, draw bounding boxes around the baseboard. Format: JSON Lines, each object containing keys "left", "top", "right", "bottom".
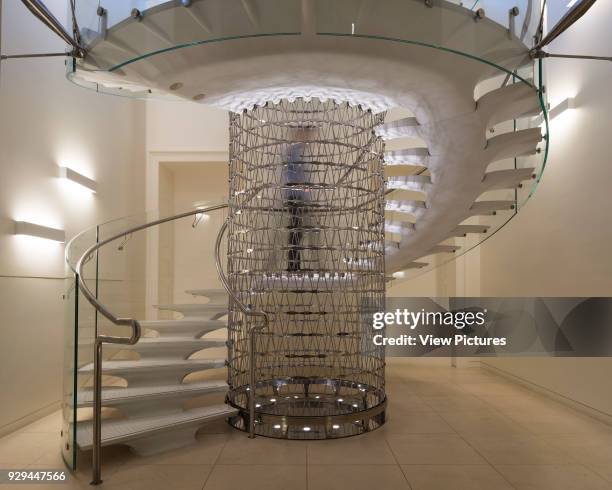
{"left": 387, "top": 357, "right": 479, "bottom": 368}
{"left": 0, "top": 400, "right": 61, "bottom": 438}
{"left": 480, "top": 361, "right": 612, "bottom": 427}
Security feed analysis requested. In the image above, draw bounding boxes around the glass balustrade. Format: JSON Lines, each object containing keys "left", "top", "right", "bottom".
{"left": 62, "top": 205, "right": 229, "bottom": 470}
{"left": 66, "top": 0, "right": 545, "bottom": 97}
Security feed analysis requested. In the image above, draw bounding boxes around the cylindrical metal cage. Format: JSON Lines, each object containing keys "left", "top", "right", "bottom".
{"left": 226, "top": 98, "right": 387, "bottom": 439}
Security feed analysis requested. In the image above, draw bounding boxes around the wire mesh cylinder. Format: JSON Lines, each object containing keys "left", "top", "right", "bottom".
{"left": 226, "top": 98, "right": 386, "bottom": 439}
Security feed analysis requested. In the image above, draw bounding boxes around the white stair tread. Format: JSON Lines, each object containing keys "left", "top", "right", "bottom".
{"left": 79, "top": 358, "right": 226, "bottom": 374}
{"left": 79, "top": 337, "right": 226, "bottom": 349}
{"left": 185, "top": 289, "right": 228, "bottom": 304}
{"left": 76, "top": 380, "right": 228, "bottom": 405}
{"left": 76, "top": 405, "right": 237, "bottom": 450}
{"left": 155, "top": 304, "right": 228, "bottom": 314}
{"left": 140, "top": 319, "right": 226, "bottom": 330}
{"left": 121, "top": 337, "right": 226, "bottom": 348}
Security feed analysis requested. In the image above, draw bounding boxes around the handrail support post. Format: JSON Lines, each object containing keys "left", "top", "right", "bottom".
{"left": 90, "top": 339, "right": 103, "bottom": 485}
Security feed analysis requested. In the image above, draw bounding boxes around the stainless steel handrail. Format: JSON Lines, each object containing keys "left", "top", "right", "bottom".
{"left": 214, "top": 219, "right": 269, "bottom": 438}
{"left": 75, "top": 204, "right": 228, "bottom": 485}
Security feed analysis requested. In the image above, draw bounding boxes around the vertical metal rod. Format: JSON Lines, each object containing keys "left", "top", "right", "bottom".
{"left": 249, "top": 329, "right": 256, "bottom": 438}
{"left": 91, "top": 340, "right": 103, "bottom": 485}
{"left": 214, "top": 217, "right": 269, "bottom": 440}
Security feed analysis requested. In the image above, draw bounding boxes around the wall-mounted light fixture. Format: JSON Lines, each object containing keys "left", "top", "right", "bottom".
{"left": 536, "top": 97, "right": 577, "bottom": 126}
{"left": 58, "top": 166, "right": 97, "bottom": 193}
{"left": 14, "top": 220, "right": 66, "bottom": 242}
{"left": 192, "top": 200, "right": 212, "bottom": 227}
{"left": 549, "top": 97, "right": 576, "bottom": 120}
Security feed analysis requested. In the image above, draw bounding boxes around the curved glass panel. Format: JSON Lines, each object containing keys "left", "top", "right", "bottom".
{"left": 63, "top": 205, "right": 229, "bottom": 470}
{"left": 67, "top": 0, "right": 542, "bottom": 97}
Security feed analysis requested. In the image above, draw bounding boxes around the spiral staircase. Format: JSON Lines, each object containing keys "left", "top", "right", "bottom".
{"left": 50, "top": 0, "right": 552, "bottom": 482}
{"left": 74, "top": 289, "right": 234, "bottom": 456}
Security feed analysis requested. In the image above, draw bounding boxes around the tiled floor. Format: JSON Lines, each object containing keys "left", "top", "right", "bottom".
{"left": 2, "top": 360, "right": 612, "bottom": 489}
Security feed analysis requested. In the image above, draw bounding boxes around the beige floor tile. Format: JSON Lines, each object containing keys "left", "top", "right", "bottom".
{"left": 460, "top": 380, "right": 536, "bottom": 398}
{"left": 0, "top": 432, "right": 59, "bottom": 466}
{"left": 482, "top": 392, "right": 568, "bottom": 414}
{"left": 544, "top": 433, "right": 612, "bottom": 467}
{"left": 387, "top": 392, "right": 432, "bottom": 413}
{"left": 122, "top": 434, "right": 228, "bottom": 466}
{"left": 465, "top": 434, "right": 575, "bottom": 465}
{"left": 495, "top": 464, "right": 611, "bottom": 490}
{"left": 204, "top": 464, "right": 306, "bottom": 490}
{"left": 217, "top": 434, "right": 306, "bottom": 465}
{"left": 307, "top": 433, "right": 396, "bottom": 465}
{"left": 380, "top": 410, "right": 455, "bottom": 435}
{"left": 421, "top": 394, "right": 488, "bottom": 412}
{"left": 386, "top": 434, "right": 486, "bottom": 465}
{"left": 398, "top": 380, "right": 466, "bottom": 397}
{"left": 438, "top": 409, "right": 531, "bottom": 437}
{"left": 401, "top": 464, "right": 514, "bottom": 490}
{"left": 309, "top": 464, "right": 410, "bottom": 490}
{"left": 0, "top": 483, "right": 75, "bottom": 490}
{"left": 17, "top": 411, "right": 62, "bottom": 434}
{"left": 106, "top": 463, "right": 212, "bottom": 490}
{"left": 74, "top": 445, "right": 134, "bottom": 475}
{"left": 589, "top": 464, "right": 612, "bottom": 483}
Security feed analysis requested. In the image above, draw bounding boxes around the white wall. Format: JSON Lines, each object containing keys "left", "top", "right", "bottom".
{"left": 462, "top": 1, "right": 612, "bottom": 418}
{"left": 0, "top": 0, "right": 146, "bottom": 434}
{"left": 170, "top": 163, "right": 229, "bottom": 301}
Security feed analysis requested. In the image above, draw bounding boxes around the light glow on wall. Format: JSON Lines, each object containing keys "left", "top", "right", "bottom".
{"left": 13, "top": 220, "right": 66, "bottom": 243}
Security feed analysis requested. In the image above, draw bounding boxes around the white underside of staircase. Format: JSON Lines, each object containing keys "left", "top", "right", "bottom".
{"left": 71, "top": 0, "right": 543, "bottom": 277}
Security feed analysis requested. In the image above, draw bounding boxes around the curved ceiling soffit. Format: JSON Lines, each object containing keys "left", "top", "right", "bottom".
{"left": 70, "top": 0, "right": 544, "bottom": 275}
